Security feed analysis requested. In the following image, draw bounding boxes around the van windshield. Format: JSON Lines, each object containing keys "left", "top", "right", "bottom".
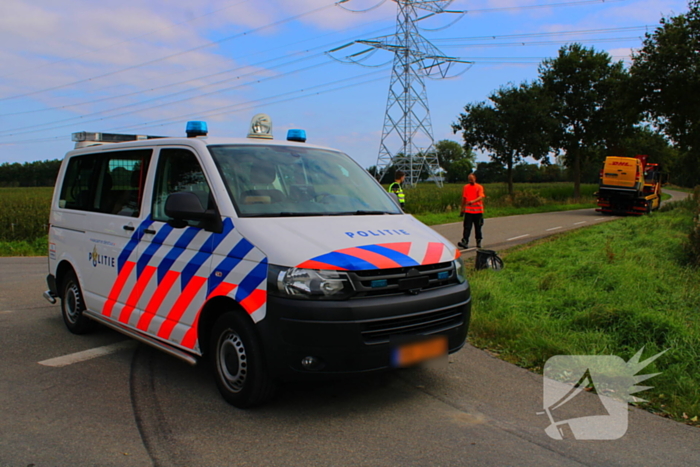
{"left": 208, "top": 144, "right": 402, "bottom": 217}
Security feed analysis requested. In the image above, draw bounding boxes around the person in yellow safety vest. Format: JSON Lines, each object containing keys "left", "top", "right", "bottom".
{"left": 458, "top": 173, "right": 486, "bottom": 249}
{"left": 388, "top": 170, "right": 406, "bottom": 209}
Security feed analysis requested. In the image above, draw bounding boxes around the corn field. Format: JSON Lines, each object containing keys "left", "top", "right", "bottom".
{"left": 0, "top": 187, "right": 53, "bottom": 242}
{"left": 400, "top": 182, "right": 598, "bottom": 214}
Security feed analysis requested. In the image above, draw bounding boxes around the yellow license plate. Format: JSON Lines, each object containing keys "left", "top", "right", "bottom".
{"left": 393, "top": 335, "right": 448, "bottom": 367}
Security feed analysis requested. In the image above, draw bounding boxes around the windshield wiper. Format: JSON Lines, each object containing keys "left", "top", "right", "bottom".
{"left": 352, "top": 210, "right": 394, "bottom": 215}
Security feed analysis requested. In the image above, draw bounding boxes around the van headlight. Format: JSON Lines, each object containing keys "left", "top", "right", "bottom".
{"left": 454, "top": 257, "right": 468, "bottom": 284}
{"left": 267, "top": 265, "right": 355, "bottom": 300}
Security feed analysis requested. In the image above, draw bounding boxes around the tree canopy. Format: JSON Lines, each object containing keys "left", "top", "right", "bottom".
{"left": 631, "top": 0, "right": 700, "bottom": 185}
{"left": 453, "top": 82, "right": 555, "bottom": 195}
{"left": 539, "top": 43, "right": 638, "bottom": 198}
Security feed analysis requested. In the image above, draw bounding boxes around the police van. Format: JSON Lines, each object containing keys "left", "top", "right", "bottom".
{"left": 44, "top": 115, "right": 471, "bottom": 407}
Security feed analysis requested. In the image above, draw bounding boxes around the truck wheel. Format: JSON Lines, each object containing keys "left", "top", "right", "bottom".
{"left": 61, "top": 271, "right": 94, "bottom": 334}
{"left": 211, "top": 311, "right": 275, "bottom": 408}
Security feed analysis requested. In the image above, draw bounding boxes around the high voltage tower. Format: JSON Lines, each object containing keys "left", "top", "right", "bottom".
{"left": 330, "top": 0, "right": 471, "bottom": 187}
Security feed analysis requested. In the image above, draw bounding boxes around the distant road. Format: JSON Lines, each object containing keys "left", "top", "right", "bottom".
{"left": 432, "top": 189, "right": 690, "bottom": 252}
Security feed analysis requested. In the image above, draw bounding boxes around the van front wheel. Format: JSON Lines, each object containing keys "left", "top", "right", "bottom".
{"left": 61, "top": 271, "right": 94, "bottom": 334}
{"left": 211, "top": 311, "right": 275, "bottom": 408}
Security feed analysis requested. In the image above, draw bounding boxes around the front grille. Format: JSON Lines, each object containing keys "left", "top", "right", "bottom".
{"left": 359, "top": 305, "right": 466, "bottom": 345}
{"left": 348, "top": 261, "right": 456, "bottom": 298}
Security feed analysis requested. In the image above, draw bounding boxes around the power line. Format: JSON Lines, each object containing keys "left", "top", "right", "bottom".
{"left": 0, "top": 22, "right": 395, "bottom": 119}
{"left": 440, "top": 36, "right": 644, "bottom": 49}
{"left": 0, "top": 69, "right": 389, "bottom": 146}
{"left": 0, "top": 58, "right": 336, "bottom": 138}
{"left": 0, "top": 0, "right": 255, "bottom": 80}
{"left": 432, "top": 25, "right": 654, "bottom": 43}
{"left": 0, "top": 1, "right": 338, "bottom": 103}
{"left": 457, "top": 0, "right": 628, "bottom": 14}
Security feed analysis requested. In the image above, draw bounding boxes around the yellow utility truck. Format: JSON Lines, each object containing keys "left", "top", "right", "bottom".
{"left": 596, "top": 155, "right": 664, "bottom": 215}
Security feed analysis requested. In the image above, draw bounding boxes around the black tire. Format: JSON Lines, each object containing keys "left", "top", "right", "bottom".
{"left": 61, "top": 271, "right": 94, "bottom": 334}
{"left": 210, "top": 311, "right": 275, "bottom": 408}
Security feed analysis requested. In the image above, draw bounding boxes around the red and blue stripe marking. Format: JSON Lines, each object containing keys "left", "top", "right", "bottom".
{"left": 297, "top": 242, "right": 447, "bottom": 270}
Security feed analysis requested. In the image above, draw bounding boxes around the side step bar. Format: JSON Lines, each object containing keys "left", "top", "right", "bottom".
{"left": 84, "top": 310, "right": 198, "bottom": 366}
{"left": 43, "top": 290, "right": 57, "bottom": 304}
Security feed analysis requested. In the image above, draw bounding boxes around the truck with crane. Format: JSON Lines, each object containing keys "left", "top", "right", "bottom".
{"left": 595, "top": 155, "right": 665, "bottom": 215}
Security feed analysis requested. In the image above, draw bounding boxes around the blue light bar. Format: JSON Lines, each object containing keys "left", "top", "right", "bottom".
{"left": 287, "top": 129, "right": 306, "bottom": 143}
{"left": 186, "top": 121, "right": 208, "bottom": 137}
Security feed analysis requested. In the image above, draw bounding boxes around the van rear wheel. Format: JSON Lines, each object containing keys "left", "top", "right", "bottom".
{"left": 211, "top": 311, "right": 275, "bottom": 408}
{"left": 61, "top": 271, "right": 94, "bottom": 334}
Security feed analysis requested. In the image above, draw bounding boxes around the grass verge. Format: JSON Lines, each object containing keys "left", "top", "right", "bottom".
{"left": 465, "top": 200, "right": 700, "bottom": 426}
{"left": 0, "top": 237, "right": 48, "bottom": 256}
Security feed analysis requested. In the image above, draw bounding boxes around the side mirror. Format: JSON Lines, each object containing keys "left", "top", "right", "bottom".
{"left": 164, "top": 192, "right": 222, "bottom": 233}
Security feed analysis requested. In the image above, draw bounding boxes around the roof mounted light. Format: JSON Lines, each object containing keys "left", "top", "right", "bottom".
{"left": 186, "top": 121, "right": 208, "bottom": 137}
{"left": 287, "top": 129, "right": 307, "bottom": 143}
{"left": 247, "top": 113, "right": 273, "bottom": 139}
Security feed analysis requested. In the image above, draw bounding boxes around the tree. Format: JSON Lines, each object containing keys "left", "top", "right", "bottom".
{"left": 434, "top": 139, "right": 475, "bottom": 183}
{"left": 631, "top": 0, "right": 700, "bottom": 186}
{"left": 540, "top": 43, "right": 639, "bottom": 198}
{"left": 474, "top": 161, "right": 506, "bottom": 183}
{"left": 453, "top": 82, "right": 555, "bottom": 196}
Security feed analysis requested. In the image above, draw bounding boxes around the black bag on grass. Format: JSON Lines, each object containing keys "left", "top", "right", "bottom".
{"left": 475, "top": 249, "right": 503, "bottom": 271}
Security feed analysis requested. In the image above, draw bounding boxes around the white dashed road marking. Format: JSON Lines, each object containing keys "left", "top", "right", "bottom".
{"left": 574, "top": 221, "right": 587, "bottom": 225}
{"left": 39, "top": 341, "right": 136, "bottom": 367}
{"left": 506, "top": 234, "right": 530, "bottom": 241}
{"left": 546, "top": 226, "right": 562, "bottom": 231}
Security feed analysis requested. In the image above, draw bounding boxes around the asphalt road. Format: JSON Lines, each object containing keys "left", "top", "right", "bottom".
{"left": 433, "top": 189, "right": 688, "bottom": 254}
{"left": 1, "top": 192, "right": 697, "bottom": 467}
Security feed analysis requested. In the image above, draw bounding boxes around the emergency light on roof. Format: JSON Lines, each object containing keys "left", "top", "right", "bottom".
{"left": 287, "top": 129, "right": 307, "bottom": 143}
{"left": 247, "top": 113, "right": 273, "bottom": 139}
{"left": 186, "top": 121, "right": 208, "bottom": 137}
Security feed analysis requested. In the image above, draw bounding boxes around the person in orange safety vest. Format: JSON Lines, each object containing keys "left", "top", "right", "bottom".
{"left": 458, "top": 173, "right": 485, "bottom": 249}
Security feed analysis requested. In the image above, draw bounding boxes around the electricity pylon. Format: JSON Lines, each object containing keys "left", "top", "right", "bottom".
{"left": 330, "top": 0, "right": 471, "bottom": 187}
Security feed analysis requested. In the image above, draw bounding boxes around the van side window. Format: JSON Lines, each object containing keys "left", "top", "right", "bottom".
{"left": 152, "top": 148, "right": 212, "bottom": 225}
{"left": 97, "top": 151, "right": 151, "bottom": 216}
{"left": 58, "top": 149, "right": 151, "bottom": 216}
{"left": 59, "top": 155, "right": 98, "bottom": 210}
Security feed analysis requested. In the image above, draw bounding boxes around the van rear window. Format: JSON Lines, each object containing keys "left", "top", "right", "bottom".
{"left": 58, "top": 149, "right": 151, "bottom": 216}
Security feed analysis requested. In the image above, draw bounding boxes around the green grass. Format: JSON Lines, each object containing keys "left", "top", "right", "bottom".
{"left": 465, "top": 200, "right": 700, "bottom": 425}
{"left": 0, "top": 187, "right": 52, "bottom": 256}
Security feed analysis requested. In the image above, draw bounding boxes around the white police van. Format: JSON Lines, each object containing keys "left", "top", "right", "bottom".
{"left": 44, "top": 115, "right": 471, "bottom": 407}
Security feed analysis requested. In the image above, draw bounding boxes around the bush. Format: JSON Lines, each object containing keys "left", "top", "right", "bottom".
{"left": 510, "top": 190, "right": 545, "bottom": 208}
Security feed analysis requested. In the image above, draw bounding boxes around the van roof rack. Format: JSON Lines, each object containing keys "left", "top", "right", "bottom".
{"left": 71, "top": 131, "right": 166, "bottom": 147}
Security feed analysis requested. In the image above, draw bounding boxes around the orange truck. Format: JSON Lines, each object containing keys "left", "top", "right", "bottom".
{"left": 596, "top": 155, "right": 664, "bottom": 215}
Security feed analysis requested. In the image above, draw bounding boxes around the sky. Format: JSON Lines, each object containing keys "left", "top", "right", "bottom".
{"left": 0, "top": 0, "right": 690, "bottom": 168}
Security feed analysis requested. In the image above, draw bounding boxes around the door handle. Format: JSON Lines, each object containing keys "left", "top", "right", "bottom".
{"left": 123, "top": 225, "right": 135, "bottom": 231}
{"left": 144, "top": 229, "right": 156, "bottom": 235}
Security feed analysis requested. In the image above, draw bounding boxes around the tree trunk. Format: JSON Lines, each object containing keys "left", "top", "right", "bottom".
{"left": 507, "top": 154, "right": 514, "bottom": 198}
{"left": 573, "top": 147, "right": 581, "bottom": 200}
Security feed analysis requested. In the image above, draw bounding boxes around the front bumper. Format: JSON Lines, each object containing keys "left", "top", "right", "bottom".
{"left": 256, "top": 282, "right": 471, "bottom": 380}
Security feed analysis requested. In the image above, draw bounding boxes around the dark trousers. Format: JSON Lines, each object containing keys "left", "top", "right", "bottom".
{"left": 462, "top": 213, "right": 483, "bottom": 243}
